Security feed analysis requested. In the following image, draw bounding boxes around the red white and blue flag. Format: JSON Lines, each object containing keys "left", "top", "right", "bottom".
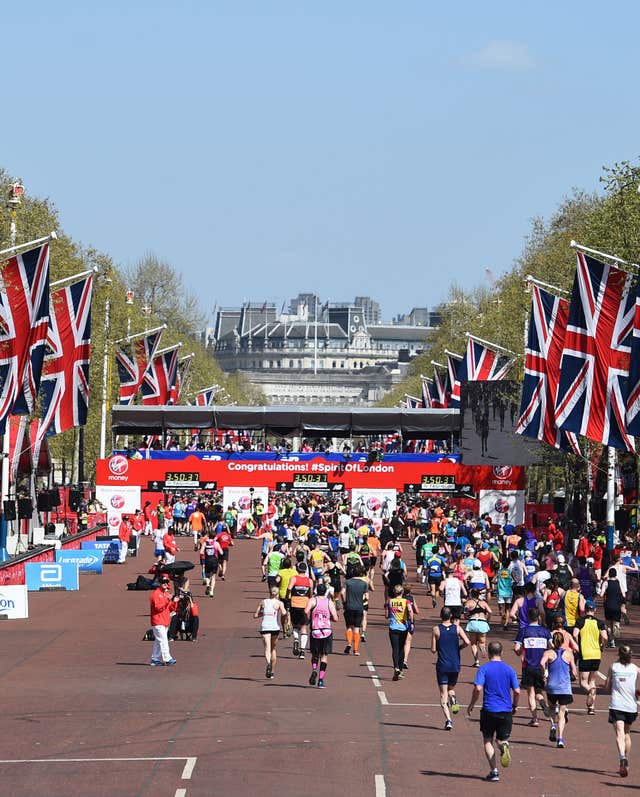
{"left": 196, "top": 386, "right": 217, "bottom": 406}
{"left": 169, "top": 355, "right": 193, "bottom": 405}
{"left": 446, "top": 351, "right": 463, "bottom": 407}
{"left": 515, "top": 285, "right": 580, "bottom": 454}
{"left": 449, "top": 337, "right": 515, "bottom": 407}
{"left": 116, "top": 330, "right": 163, "bottom": 405}
{"left": 35, "top": 274, "right": 93, "bottom": 441}
{"left": 405, "top": 394, "right": 423, "bottom": 409}
{"left": 625, "top": 277, "right": 640, "bottom": 436}
{"left": 141, "top": 345, "right": 180, "bottom": 406}
{"left": 0, "top": 243, "right": 51, "bottom": 431}
{"left": 555, "top": 252, "right": 634, "bottom": 452}
{"left": 421, "top": 376, "right": 433, "bottom": 408}
{"left": 432, "top": 363, "right": 450, "bottom": 408}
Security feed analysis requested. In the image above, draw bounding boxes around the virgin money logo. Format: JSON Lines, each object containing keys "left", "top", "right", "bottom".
{"left": 492, "top": 466, "right": 512, "bottom": 481}
{"left": 366, "top": 497, "right": 381, "bottom": 512}
{"left": 109, "top": 455, "right": 129, "bottom": 476}
{"left": 108, "top": 514, "right": 121, "bottom": 527}
{"left": 110, "top": 495, "right": 125, "bottom": 509}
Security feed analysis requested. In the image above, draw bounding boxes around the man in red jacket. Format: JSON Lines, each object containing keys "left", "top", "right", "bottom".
{"left": 163, "top": 527, "right": 179, "bottom": 565}
{"left": 118, "top": 516, "right": 131, "bottom": 563}
{"left": 150, "top": 577, "right": 178, "bottom": 666}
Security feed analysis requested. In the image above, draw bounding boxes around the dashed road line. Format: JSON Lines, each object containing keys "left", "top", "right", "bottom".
{"left": 372, "top": 677, "right": 382, "bottom": 688}
{"left": 366, "top": 660, "right": 376, "bottom": 672}
{"left": 175, "top": 790, "right": 186, "bottom": 797}
{"left": 378, "top": 691, "right": 389, "bottom": 705}
{"left": 181, "top": 758, "right": 197, "bottom": 779}
{"left": 375, "top": 773, "right": 386, "bottom": 796}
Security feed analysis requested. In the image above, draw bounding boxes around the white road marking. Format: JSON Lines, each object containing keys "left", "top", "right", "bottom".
{"left": 0, "top": 757, "right": 191, "bottom": 764}
{"left": 366, "top": 661, "right": 376, "bottom": 672}
{"left": 175, "top": 790, "right": 186, "bottom": 797}
{"left": 181, "top": 757, "right": 197, "bottom": 779}
{"left": 378, "top": 691, "right": 389, "bottom": 705}
{"left": 372, "top": 677, "right": 382, "bottom": 688}
{"left": 375, "top": 773, "right": 386, "bottom": 797}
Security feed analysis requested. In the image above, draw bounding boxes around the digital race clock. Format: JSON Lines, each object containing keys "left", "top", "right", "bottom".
{"left": 164, "top": 472, "right": 200, "bottom": 488}
{"left": 420, "top": 474, "right": 456, "bottom": 491}
{"left": 292, "top": 473, "right": 329, "bottom": 489}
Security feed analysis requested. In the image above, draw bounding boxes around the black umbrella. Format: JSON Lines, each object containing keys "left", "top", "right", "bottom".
{"left": 160, "top": 561, "right": 195, "bottom": 577}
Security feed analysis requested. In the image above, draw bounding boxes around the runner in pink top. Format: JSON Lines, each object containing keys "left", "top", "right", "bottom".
{"left": 305, "top": 582, "right": 338, "bottom": 689}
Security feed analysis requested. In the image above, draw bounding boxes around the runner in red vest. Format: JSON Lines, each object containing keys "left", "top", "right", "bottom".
{"left": 216, "top": 524, "right": 235, "bottom": 581}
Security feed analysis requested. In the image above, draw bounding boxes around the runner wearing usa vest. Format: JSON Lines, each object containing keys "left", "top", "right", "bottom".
{"left": 305, "top": 583, "right": 338, "bottom": 688}
{"left": 288, "top": 563, "right": 312, "bottom": 659}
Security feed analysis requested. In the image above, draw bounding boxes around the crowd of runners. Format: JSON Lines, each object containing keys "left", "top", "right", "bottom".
{"left": 138, "top": 490, "right": 640, "bottom": 782}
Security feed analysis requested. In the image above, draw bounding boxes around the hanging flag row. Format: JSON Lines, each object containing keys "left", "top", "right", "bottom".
{"left": 517, "top": 246, "right": 640, "bottom": 454}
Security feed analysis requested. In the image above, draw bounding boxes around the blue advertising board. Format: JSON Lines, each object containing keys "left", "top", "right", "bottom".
{"left": 82, "top": 540, "right": 122, "bottom": 564}
{"left": 56, "top": 548, "right": 103, "bottom": 574}
{"left": 25, "top": 562, "right": 79, "bottom": 591}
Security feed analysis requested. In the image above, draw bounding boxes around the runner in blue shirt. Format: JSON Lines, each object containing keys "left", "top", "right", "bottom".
{"left": 431, "top": 606, "right": 470, "bottom": 730}
{"left": 468, "top": 640, "right": 520, "bottom": 782}
{"left": 514, "top": 607, "right": 552, "bottom": 727}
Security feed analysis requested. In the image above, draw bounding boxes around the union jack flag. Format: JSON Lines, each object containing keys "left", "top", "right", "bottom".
{"left": 446, "top": 351, "right": 463, "bottom": 407}
{"left": 141, "top": 346, "right": 180, "bottom": 405}
{"left": 169, "top": 355, "right": 193, "bottom": 405}
{"left": 405, "top": 394, "right": 423, "bottom": 409}
{"left": 196, "top": 387, "right": 217, "bottom": 406}
{"left": 432, "top": 363, "right": 450, "bottom": 408}
{"left": 626, "top": 278, "right": 640, "bottom": 436}
{"left": 0, "top": 243, "right": 50, "bottom": 431}
{"left": 421, "top": 376, "right": 433, "bottom": 409}
{"left": 555, "top": 252, "right": 634, "bottom": 452}
{"left": 515, "top": 285, "right": 580, "bottom": 454}
{"left": 116, "top": 330, "right": 163, "bottom": 405}
{"left": 449, "top": 337, "right": 515, "bottom": 407}
{"left": 35, "top": 274, "right": 93, "bottom": 442}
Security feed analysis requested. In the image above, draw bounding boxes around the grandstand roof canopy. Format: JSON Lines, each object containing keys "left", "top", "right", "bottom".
{"left": 111, "top": 405, "right": 459, "bottom": 438}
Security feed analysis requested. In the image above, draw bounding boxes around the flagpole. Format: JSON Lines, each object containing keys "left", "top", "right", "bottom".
{"left": 314, "top": 295, "right": 318, "bottom": 375}
{"left": 465, "top": 332, "right": 516, "bottom": 356}
{"left": 99, "top": 275, "right": 113, "bottom": 460}
{"left": 525, "top": 275, "right": 570, "bottom": 296}
{"left": 50, "top": 266, "right": 98, "bottom": 289}
{"left": 0, "top": 231, "right": 57, "bottom": 260}
{"left": 570, "top": 240, "right": 640, "bottom": 271}
{"left": 113, "top": 324, "right": 166, "bottom": 346}
{"left": 606, "top": 446, "right": 616, "bottom": 551}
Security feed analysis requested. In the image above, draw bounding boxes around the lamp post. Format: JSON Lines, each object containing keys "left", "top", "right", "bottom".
{"left": 99, "top": 273, "right": 113, "bottom": 460}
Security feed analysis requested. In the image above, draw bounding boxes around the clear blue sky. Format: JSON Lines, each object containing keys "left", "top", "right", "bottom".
{"left": 4, "top": 2, "right": 640, "bottom": 323}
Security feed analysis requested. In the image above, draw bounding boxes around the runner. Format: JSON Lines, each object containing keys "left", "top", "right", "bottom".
{"left": 573, "top": 599, "right": 608, "bottom": 714}
{"left": 216, "top": 522, "right": 234, "bottom": 581}
{"left": 431, "top": 606, "right": 470, "bottom": 730}
{"left": 264, "top": 544, "right": 285, "bottom": 592}
{"left": 604, "top": 644, "right": 640, "bottom": 778}
{"left": 402, "top": 584, "right": 419, "bottom": 669}
{"left": 341, "top": 563, "right": 368, "bottom": 656}
{"left": 254, "top": 586, "right": 286, "bottom": 679}
{"left": 189, "top": 504, "right": 206, "bottom": 551}
{"left": 387, "top": 584, "right": 414, "bottom": 681}
{"left": 287, "top": 562, "right": 312, "bottom": 659}
{"left": 426, "top": 547, "right": 446, "bottom": 608}
{"left": 540, "top": 631, "right": 577, "bottom": 748}
{"left": 600, "top": 567, "right": 626, "bottom": 647}
{"left": 464, "top": 588, "right": 492, "bottom": 667}
{"left": 439, "top": 567, "right": 467, "bottom": 621}
{"left": 563, "top": 579, "right": 585, "bottom": 633}
{"left": 467, "top": 641, "right": 520, "bottom": 782}
{"left": 509, "top": 582, "right": 544, "bottom": 633}
{"left": 514, "top": 607, "right": 552, "bottom": 727}
{"left": 308, "top": 544, "right": 331, "bottom": 586}
{"left": 199, "top": 531, "right": 223, "bottom": 598}
{"left": 305, "top": 582, "right": 338, "bottom": 689}
{"left": 496, "top": 558, "right": 514, "bottom": 630}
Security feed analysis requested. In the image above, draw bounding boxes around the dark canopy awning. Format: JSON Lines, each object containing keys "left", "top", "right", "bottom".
{"left": 110, "top": 405, "right": 460, "bottom": 439}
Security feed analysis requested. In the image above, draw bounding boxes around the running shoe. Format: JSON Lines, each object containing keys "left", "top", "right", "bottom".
{"left": 309, "top": 671, "right": 318, "bottom": 686}
{"left": 587, "top": 706, "right": 596, "bottom": 716}
{"left": 293, "top": 640, "right": 300, "bottom": 657}
{"left": 343, "top": 645, "right": 352, "bottom": 655}
{"left": 557, "top": 739, "right": 565, "bottom": 748}
{"left": 486, "top": 770, "right": 500, "bottom": 782}
{"left": 609, "top": 641, "right": 617, "bottom": 649}
{"left": 361, "top": 633, "right": 367, "bottom": 642}
{"left": 432, "top": 598, "right": 437, "bottom": 608}
{"left": 266, "top": 663, "right": 272, "bottom": 679}
{"left": 539, "top": 698, "right": 550, "bottom": 718}
{"left": 299, "top": 651, "right": 305, "bottom": 660}
{"left": 318, "top": 679, "right": 326, "bottom": 689}
{"left": 261, "top": 574, "right": 266, "bottom": 582}
{"left": 499, "top": 742, "right": 511, "bottom": 768}
{"left": 150, "top": 660, "right": 164, "bottom": 666}
{"left": 398, "top": 670, "right": 405, "bottom": 679}
{"left": 450, "top": 696, "right": 460, "bottom": 714}
{"left": 444, "top": 720, "right": 453, "bottom": 731}
{"left": 527, "top": 718, "right": 539, "bottom": 727}
{"left": 220, "top": 575, "right": 225, "bottom": 581}
{"left": 549, "top": 724, "right": 557, "bottom": 743}
{"left": 402, "top": 662, "right": 409, "bottom": 670}
{"left": 473, "top": 659, "right": 480, "bottom": 668}
{"left": 614, "top": 623, "right": 621, "bottom": 638}
{"left": 166, "top": 659, "right": 177, "bottom": 666}
{"left": 354, "top": 651, "right": 360, "bottom": 657}
{"left": 624, "top": 614, "right": 630, "bottom": 626}
{"left": 392, "top": 670, "right": 400, "bottom": 681}
{"left": 620, "top": 757, "right": 629, "bottom": 778}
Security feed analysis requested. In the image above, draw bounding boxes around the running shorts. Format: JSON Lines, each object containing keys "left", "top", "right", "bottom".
{"left": 609, "top": 709, "right": 638, "bottom": 725}
{"left": 310, "top": 634, "right": 333, "bottom": 657}
{"left": 344, "top": 609, "right": 364, "bottom": 628}
{"left": 466, "top": 619, "right": 490, "bottom": 635}
{"left": 479, "top": 709, "right": 513, "bottom": 741}
{"left": 578, "top": 658, "right": 601, "bottom": 673}
{"left": 604, "top": 608, "right": 622, "bottom": 623}
{"left": 436, "top": 670, "right": 459, "bottom": 687}
{"left": 547, "top": 692, "right": 573, "bottom": 706}
{"left": 289, "top": 607, "right": 307, "bottom": 628}
{"left": 521, "top": 665, "right": 545, "bottom": 690}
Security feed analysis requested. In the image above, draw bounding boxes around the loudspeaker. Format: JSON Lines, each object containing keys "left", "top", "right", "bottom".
{"left": 3, "top": 500, "right": 16, "bottom": 521}
{"left": 18, "top": 498, "right": 33, "bottom": 520}
{"left": 37, "top": 492, "right": 52, "bottom": 512}
{"left": 49, "top": 489, "right": 61, "bottom": 508}
{"left": 69, "top": 490, "right": 82, "bottom": 512}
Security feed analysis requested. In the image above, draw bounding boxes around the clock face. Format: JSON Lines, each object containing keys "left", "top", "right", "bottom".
{"left": 164, "top": 472, "right": 200, "bottom": 488}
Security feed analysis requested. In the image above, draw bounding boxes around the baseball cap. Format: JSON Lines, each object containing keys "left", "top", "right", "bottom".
{"left": 585, "top": 599, "right": 596, "bottom": 610}
{"left": 525, "top": 550, "right": 532, "bottom": 558}
{"left": 587, "top": 557, "right": 594, "bottom": 564}
{"left": 394, "top": 551, "right": 402, "bottom": 558}
{"left": 473, "top": 562, "right": 481, "bottom": 569}
{"left": 557, "top": 554, "right": 566, "bottom": 564}
{"left": 482, "top": 542, "right": 489, "bottom": 550}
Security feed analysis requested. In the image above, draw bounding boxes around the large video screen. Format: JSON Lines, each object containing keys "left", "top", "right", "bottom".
{"left": 460, "top": 381, "right": 557, "bottom": 466}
